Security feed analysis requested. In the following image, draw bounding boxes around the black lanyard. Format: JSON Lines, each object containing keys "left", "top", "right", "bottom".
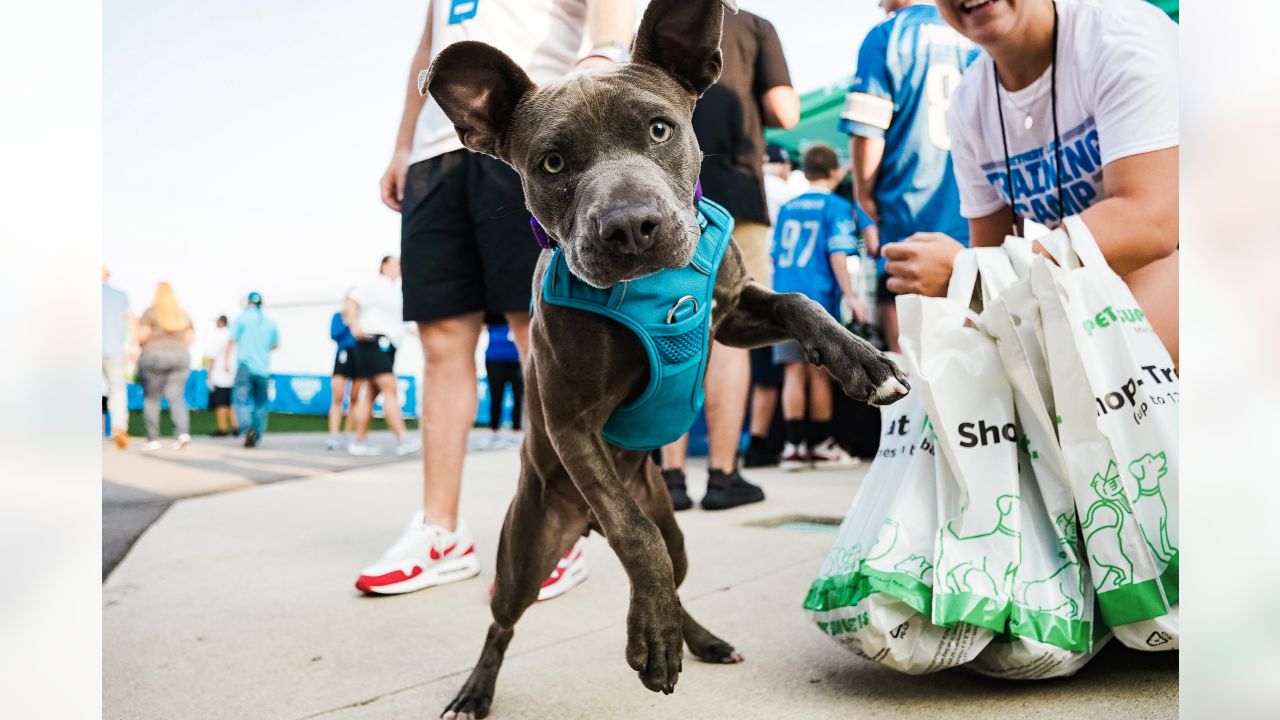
{"left": 993, "top": 0, "right": 1064, "bottom": 238}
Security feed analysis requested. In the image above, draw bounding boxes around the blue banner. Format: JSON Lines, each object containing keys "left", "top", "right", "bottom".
{"left": 127, "top": 370, "right": 417, "bottom": 418}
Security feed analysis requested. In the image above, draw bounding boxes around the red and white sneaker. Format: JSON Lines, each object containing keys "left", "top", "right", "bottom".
{"left": 780, "top": 442, "right": 809, "bottom": 472}
{"left": 537, "top": 538, "right": 589, "bottom": 601}
{"left": 809, "top": 437, "right": 862, "bottom": 471}
{"left": 354, "top": 512, "right": 481, "bottom": 595}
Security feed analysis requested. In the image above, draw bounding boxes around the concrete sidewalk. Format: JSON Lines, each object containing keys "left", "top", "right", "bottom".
{"left": 103, "top": 448, "right": 1177, "bottom": 720}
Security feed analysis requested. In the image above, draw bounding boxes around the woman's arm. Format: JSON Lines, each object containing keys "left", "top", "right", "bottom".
{"left": 1075, "top": 147, "right": 1178, "bottom": 275}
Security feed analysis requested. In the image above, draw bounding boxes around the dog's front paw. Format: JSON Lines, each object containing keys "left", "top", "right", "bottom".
{"left": 625, "top": 593, "right": 684, "bottom": 694}
{"left": 442, "top": 681, "right": 494, "bottom": 720}
{"left": 813, "top": 334, "right": 910, "bottom": 407}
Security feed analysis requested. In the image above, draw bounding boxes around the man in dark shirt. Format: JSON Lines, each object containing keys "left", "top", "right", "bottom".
{"left": 660, "top": 8, "right": 799, "bottom": 511}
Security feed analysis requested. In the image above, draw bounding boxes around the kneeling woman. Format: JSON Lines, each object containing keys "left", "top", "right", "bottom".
{"left": 883, "top": 0, "right": 1179, "bottom": 364}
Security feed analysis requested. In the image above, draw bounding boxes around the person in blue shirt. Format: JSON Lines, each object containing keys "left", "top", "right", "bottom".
{"left": 841, "top": 0, "right": 978, "bottom": 351}
{"left": 226, "top": 291, "right": 280, "bottom": 448}
{"left": 326, "top": 292, "right": 365, "bottom": 450}
{"left": 482, "top": 319, "right": 524, "bottom": 449}
{"left": 770, "top": 144, "right": 870, "bottom": 473}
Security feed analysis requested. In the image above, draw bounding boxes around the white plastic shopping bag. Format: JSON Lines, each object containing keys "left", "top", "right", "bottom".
{"left": 805, "top": 392, "right": 991, "bottom": 673}
{"left": 970, "top": 245, "right": 1108, "bottom": 678}
{"left": 899, "top": 250, "right": 1024, "bottom": 638}
{"left": 1030, "top": 217, "right": 1179, "bottom": 651}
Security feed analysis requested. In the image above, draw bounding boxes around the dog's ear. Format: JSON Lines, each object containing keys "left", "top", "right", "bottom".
{"left": 423, "top": 41, "right": 535, "bottom": 159}
{"left": 631, "top": 0, "right": 737, "bottom": 98}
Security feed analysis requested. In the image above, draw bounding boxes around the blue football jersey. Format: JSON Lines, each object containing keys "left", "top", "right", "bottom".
{"left": 840, "top": 3, "right": 978, "bottom": 266}
{"left": 771, "top": 191, "right": 869, "bottom": 318}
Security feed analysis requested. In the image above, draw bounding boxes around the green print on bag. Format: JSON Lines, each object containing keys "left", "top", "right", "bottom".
{"left": 933, "top": 495, "right": 1021, "bottom": 632}
{"left": 1081, "top": 304, "right": 1145, "bottom": 336}
{"left": 1083, "top": 452, "right": 1179, "bottom": 626}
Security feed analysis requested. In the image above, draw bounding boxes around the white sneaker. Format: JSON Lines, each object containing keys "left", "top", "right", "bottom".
{"left": 809, "top": 437, "right": 862, "bottom": 470}
{"left": 325, "top": 435, "right": 346, "bottom": 451}
{"left": 393, "top": 435, "right": 422, "bottom": 456}
{"left": 143, "top": 440, "right": 162, "bottom": 451}
{"left": 537, "top": 538, "right": 589, "bottom": 601}
{"left": 172, "top": 433, "right": 191, "bottom": 450}
{"left": 348, "top": 441, "right": 383, "bottom": 457}
{"left": 780, "top": 442, "right": 809, "bottom": 472}
{"left": 355, "top": 513, "right": 481, "bottom": 595}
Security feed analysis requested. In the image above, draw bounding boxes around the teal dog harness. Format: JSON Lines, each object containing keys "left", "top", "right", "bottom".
{"left": 540, "top": 197, "right": 735, "bottom": 451}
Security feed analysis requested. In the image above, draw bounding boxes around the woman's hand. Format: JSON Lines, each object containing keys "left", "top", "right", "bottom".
{"left": 883, "top": 232, "right": 964, "bottom": 297}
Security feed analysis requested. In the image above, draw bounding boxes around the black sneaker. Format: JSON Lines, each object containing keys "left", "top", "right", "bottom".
{"left": 244, "top": 428, "right": 259, "bottom": 448}
{"left": 742, "top": 445, "right": 779, "bottom": 468}
{"left": 210, "top": 430, "right": 229, "bottom": 438}
{"left": 700, "top": 468, "right": 765, "bottom": 511}
{"left": 661, "top": 468, "right": 693, "bottom": 511}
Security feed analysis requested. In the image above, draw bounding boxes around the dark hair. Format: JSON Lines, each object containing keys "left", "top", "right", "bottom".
{"left": 802, "top": 144, "right": 841, "bottom": 181}
{"left": 216, "top": 315, "right": 228, "bottom": 326}
{"left": 380, "top": 255, "right": 394, "bottom": 273}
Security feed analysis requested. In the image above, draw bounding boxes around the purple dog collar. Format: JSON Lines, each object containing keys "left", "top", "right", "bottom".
{"left": 529, "top": 180, "right": 703, "bottom": 250}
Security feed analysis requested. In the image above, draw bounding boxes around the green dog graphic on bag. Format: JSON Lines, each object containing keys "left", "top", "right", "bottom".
{"left": 1082, "top": 452, "right": 1175, "bottom": 591}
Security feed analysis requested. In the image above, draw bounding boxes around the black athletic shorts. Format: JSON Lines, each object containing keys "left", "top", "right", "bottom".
{"left": 353, "top": 337, "right": 396, "bottom": 379}
{"left": 749, "top": 346, "right": 783, "bottom": 387}
{"left": 401, "top": 150, "right": 542, "bottom": 323}
{"left": 332, "top": 347, "right": 358, "bottom": 378}
{"left": 209, "top": 386, "right": 232, "bottom": 408}
{"left": 876, "top": 273, "right": 897, "bottom": 303}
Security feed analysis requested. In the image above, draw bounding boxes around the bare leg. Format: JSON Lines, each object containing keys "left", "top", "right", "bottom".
{"left": 372, "top": 373, "right": 407, "bottom": 440}
{"left": 344, "top": 379, "right": 366, "bottom": 434}
{"left": 352, "top": 379, "right": 374, "bottom": 443}
{"left": 328, "top": 374, "right": 346, "bottom": 436}
{"left": 660, "top": 433, "right": 689, "bottom": 471}
{"left": 419, "top": 313, "right": 484, "bottom": 531}
{"left": 879, "top": 300, "right": 900, "bottom": 354}
{"left": 806, "top": 365, "right": 833, "bottom": 422}
{"left": 703, "top": 341, "right": 749, "bottom": 471}
{"left": 781, "top": 362, "right": 807, "bottom": 421}
{"left": 748, "top": 385, "right": 777, "bottom": 438}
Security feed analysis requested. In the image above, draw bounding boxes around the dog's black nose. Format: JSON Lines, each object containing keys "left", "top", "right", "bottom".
{"left": 597, "top": 206, "right": 662, "bottom": 256}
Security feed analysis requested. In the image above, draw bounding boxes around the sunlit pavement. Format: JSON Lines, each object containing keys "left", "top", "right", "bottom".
{"left": 103, "top": 446, "right": 1177, "bottom": 720}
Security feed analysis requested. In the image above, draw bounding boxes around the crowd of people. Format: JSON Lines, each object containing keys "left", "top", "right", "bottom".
{"left": 102, "top": 0, "right": 1178, "bottom": 606}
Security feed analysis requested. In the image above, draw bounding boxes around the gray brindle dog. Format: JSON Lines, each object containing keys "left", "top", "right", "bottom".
{"left": 423, "top": 1, "right": 909, "bottom": 716}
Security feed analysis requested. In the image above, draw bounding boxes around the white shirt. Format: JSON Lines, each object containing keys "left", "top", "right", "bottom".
{"left": 350, "top": 274, "right": 405, "bottom": 346}
{"left": 205, "top": 327, "right": 236, "bottom": 388}
{"left": 764, "top": 171, "right": 810, "bottom": 225}
{"left": 410, "top": 0, "right": 590, "bottom": 164}
{"left": 948, "top": 0, "right": 1178, "bottom": 227}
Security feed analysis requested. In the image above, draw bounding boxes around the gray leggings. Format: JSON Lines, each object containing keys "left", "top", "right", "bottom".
{"left": 138, "top": 348, "right": 191, "bottom": 440}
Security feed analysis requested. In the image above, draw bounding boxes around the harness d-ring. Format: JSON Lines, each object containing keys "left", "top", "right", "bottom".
{"left": 666, "top": 295, "right": 698, "bottom": 324}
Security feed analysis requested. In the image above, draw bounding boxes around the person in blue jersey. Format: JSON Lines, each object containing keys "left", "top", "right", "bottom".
{"left": 326, "top": 291, "right": 365, "bottom": 451}
{"left": 770, "top": 145, "right": 871, "bottom": 472}
{"left": 841, "top": 0, "right": 979, "bottom": 351}
{"left": 482, "top": 318, "right": 524, "bottom": 450}
{"left": 227, "top": 292, "right": 279, "bottom": 449}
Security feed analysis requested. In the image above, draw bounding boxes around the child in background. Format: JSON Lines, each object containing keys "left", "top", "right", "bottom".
{"left": 770, "top": 144, "right": 873, "bottom": 471}
{"left": 483, "top": 321, "right": 524, "bottom": 450}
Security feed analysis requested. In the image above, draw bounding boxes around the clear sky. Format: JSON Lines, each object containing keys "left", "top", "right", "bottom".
{"left": 104, "top": 0, "right": 884, "bottom": 373}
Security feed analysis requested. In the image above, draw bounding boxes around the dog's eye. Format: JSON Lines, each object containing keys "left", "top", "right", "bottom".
{"left": 649, "top": 120, "right": 672, "bottom": 143}
{"left": 541, "top": 152, "right": 565, "bottom": 175}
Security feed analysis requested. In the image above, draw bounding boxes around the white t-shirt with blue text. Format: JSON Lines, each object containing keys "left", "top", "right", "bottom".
{"left": 948, "top": 0, "right": 1178, "bottom": 227}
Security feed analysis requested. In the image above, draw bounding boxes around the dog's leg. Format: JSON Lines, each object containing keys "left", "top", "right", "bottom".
{"left": 442, "top": 450, "right": 588, "bottom": 720}
{"left": 715, "top": 282, "right": 910, "bottom": 406}
{"left": 638, "top": 462, "right": 743, "bottom": 665}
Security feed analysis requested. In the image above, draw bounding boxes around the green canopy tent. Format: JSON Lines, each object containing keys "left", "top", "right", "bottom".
{"left": 765, "top": 0, "right": 1178, "bottom": 163}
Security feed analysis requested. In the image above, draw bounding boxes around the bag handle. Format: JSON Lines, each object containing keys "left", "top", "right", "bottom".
{"left": 1003, "top": 235, "right": 1034, "bottom": 276}
{"left": 1060, "top": 215, "right": 1110, "bottom": 270}
{"left": 947, "top": 249, "right": 979, "bottom": 304}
